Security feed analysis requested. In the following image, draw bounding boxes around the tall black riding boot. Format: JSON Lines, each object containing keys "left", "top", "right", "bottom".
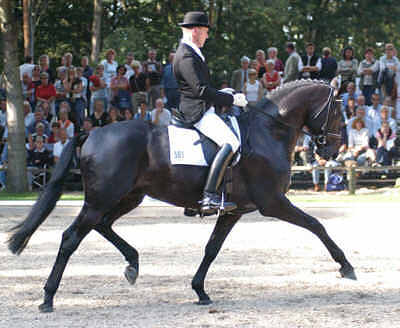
{"left": 201, "top": 143, "right": 237, "bottom": 215}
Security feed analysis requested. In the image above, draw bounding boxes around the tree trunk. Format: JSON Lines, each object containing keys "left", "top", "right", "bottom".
{"left": 0, "top": 0, "right": 29, "bottom": 192}
{"left": 91, "top": 0, "right": 103, "bottom": 64}
{"left": 23, "top": 0, "right": 34, "bottom": 58}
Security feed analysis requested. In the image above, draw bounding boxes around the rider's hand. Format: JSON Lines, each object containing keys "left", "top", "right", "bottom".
{"left": 233, "top": 93, "right": 248, "bottom": 107}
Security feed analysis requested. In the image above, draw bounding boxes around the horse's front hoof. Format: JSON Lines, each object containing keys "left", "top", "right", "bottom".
{"left": 340, "top": 266, "right": 357, "bottom": 280}
{"left": 124, "top": 265, "right": 138, "bottom": 285}
{"left": 195, "top": 299, "right": 213, "bottom": 305}
{"left": 39, "top": 302, "right": 53, "bottom": 313}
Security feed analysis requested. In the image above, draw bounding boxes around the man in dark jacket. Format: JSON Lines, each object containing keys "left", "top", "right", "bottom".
{"left": 173, "top": 11, "right": 247, "bottom": 215}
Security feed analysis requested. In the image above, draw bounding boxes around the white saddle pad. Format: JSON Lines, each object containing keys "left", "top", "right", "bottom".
{"left": 168, "top": 116, "right": 241, "bottom": 166}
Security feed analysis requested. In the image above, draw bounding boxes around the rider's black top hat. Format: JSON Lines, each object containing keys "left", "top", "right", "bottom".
{"left": 179, "top": 11, "right": 210, "bottom": 28}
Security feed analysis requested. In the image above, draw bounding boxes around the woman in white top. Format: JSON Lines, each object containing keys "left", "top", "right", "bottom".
{"left": 347, "top": 117, "right": 375, "bottom": 165}
{"left": 242, "top": 68, "right": 264, "bottom": 107}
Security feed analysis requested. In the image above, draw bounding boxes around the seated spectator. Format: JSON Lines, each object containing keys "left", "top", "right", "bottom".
{"left": 54, "top": 67, "right": 68, "bottom": 115}
{"left": 21, "top": 72, "right": 35, "bottom": 104}
{"left": 53, "top": 128, "right": 70, "bottom": 164}
{"left": 58, "top": 106, "right": 74, "bottom": 139}
{"left": 27, "top": 109, "right": 50, "bottom": 136}
{"left": 382, "top": 96, "right": 395, "bottom": 118}
{"left": 367, "top": 93, "right": 382, "bottom": 121}
{"left": 243, "top": 68, "right": 264, "bottom": 106}
{"left": 134, "top": 102, "right": 151, "bottom": 122}
{"left": 345, "top": 117, "right": 376, "bottom": 166}
{"left": 47, "top": 121, "right": 60, "bottom": 146}
{"left": 107, "top": 107, "right": 121, "bottom": 124}
{"left": 293, "top": 133, "right": 312, "bottom": 166}
{"left": 35, "top": 72, "right": 56, "bottom": 110}
{"left": 124, "top": 108, "right": 133, "bottom": 121}
{"left": 372, "top": 106, "right": 397, "bottom": 136}
{"left": 262, "top": 59, "right": 280, "bottom": 93}
{"left": 39, "top": 101, "right": 54, "bottom": 124}
{"left": 82, "top": 118, "right": 94, "bottom": 134}
{"left": 27, "top": 136, "right": 52, "bottom": 168}
{"left": 342, "top": 98, "right": 357, "bottom": 123}
{"left": 151, "top": 98, "right": 171, "bottom": 127}
{"left": 267, "top": 47, "right": 284, "bottom": 75}
{"left": 89, "top": 64, "right": 108, "bottom": 115}
{"left": 375, "top": 121, "right": 397, "bottom": 165}
{"left": 31, "top": 65, "right": 42, "bottom": 88}
{"left": 23, "top": 101, "right": 35, "bottom": 131}
{"left": 90, "top": 99, "right": 109, "bottom": 127}
{"left": 28, "top": 122, "right": 49, "bottom": 151}
{"left": 347, "top": 106, "right": 374, "bottom": 137}
{"left": 341, "top": 82, "right": 359, "bottom": 110}
{"left": 312, "top": 152, "right": 342, "bottom": 192}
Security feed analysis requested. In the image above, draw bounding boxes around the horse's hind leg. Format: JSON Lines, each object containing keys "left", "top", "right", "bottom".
{"left": 192, "top": 213, "right": 241, "bottom": 305}
{"left": 95, "top": 193, "right": 145, "bottom": 286}
{"left": 260, "top": 194, "right": 356, "bottom": 280}
{"left": 39, "top": 205, "right": 102, "bottom": 313}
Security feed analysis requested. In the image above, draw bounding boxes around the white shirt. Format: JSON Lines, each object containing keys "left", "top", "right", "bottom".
{"left": 124, "top": 64, "right": 135, "bottom": 80}
{"left": 151, "top": 108, "right": 171, "bottom": 127}
{"left": 24, "top": 113, "right": 35, "bottom": 128}
{"left": 19, "top": 63, "right": 35, "bottom": 79}
{"left": 347, "top": 116, "right": 374, "bottom": 137}
{"left": 100, "top": 59, "right": 118, "bottom": 86}
{"left": 53, "top": 139, "right": 70, "bottom": 159}
{"left": 182, "top": 39, "right": 205, "bottom": 62}
{"left": 348, "top": 128, "right": 369, "bottom": 148}
{"left": 298, "top": 56, "right": 322, "bottom": 74}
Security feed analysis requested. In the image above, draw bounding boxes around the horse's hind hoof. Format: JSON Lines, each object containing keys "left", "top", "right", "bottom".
{"left": 39, "top": 302, "right": 53, "bottom": 313}
{"left": 196, "top": 299, "right": 213, "bottom": 305}
{"left": 340, "top": 266, "right": 357, "bottom": 280}
{"left": 124, "top": 265, "right": 138, "bottom": 285}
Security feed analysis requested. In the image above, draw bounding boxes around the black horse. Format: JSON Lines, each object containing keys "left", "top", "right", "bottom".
{"left": 8, "top": 80, "right": 356, "bottom": 313}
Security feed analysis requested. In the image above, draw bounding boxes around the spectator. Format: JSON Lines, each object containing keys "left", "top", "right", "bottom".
{"left": 82, "top": 118, "right": 94, "bottom": 134}
{"left": 151, "top": 98, "right": 171, "bottom": 127}
{"left": 129, "top": 60, "right": 149, "bottom": 114}
{"left": 358, "top": 48, "right": 379, "bottom": 106}
{"left": 81, "top": 56, "right": 93, "bottom": 80}
{"left": 89, "top": 64, "right": 108, "bottom": 115}
{"left": 48, "top": 121, "right": 61, "bottom": 146}
{"left": 19, "top": 56, "right": 35, "bottom": 80}
{"left": 21, "top": 72, "right": 35, "bottom": 104}
{"left": 107, "top": 107, "right": 121, "bottom": 124}
{"left": 23, "top": 101, "right": 35, "bottom": 129}
{"left": 161, "top": 51, "right": 180, "bottom": 110}
{"left": 54, "top": 68, "right": 68, "bottom": 115}
{"left": 230, "top": 56, "right": 250, "bottom": 93}
{"left": 124, "top": 108, "right": 133, "bottom": 121}
{"left": 63, "top": 52, "right": 74, "bottom": 70}
{"left": 375, "top": 121, "right": 397, "bottom": 165}
{"left": 28, "top": 122, "right": 49, "bottom": 149}
{"left": 298, "top": 42, "right": 321, "bottom": 80}
{"left": 90, "top": 99, "right": 109, "bottom": 127}
{"left": 110, "top": 65, "right": 131, "bottom": 110}
{"left": 65, "top": 68, "right": 85, "bottom": 130}
{"left": 249, "top": 59, "right": 258, "bottom": 70}
{"left": 262, "top": 59, "right": 281, "bottom": 93}
{"left": 39, "top": 54, "right": 54, "bottom": 83}
{"left": 101, "top": 49, "right": 118, "bottom": 94}
{"left": 27, "top": 136, "right": 52, "bottom": 168}
{"left": 347, "top": 106, "right": 374, "bottom": 137}
{"left": 382, "top": 96, "right": 395, "bottom": 118}
{"left": 346, "top": 117, "right": 375, "bottom": 166}
{"left": 341, "top": 82, "right": 359, "bottom": 110}
{"left": 76, "top": 66, "right": 89, "bottom": 119}
{"left": 35, "top": 72, "right": 56, "bottom": 110}
{"left": 124, "top": 52, "right": 135, "bottom": 79}
{"left": 53, "top": 128, "right": 70, "bottom": 164}
{"left": 143, "top": 49, "right": 162, "bottom": 108}
{"left": 367, "top": 93, "right": 382, "bottom": 121}
{"left": 134, "top": 102, "right": 151, "bottom": 122}
{"left": 39, "top": 101, "right": 54, "bottom": 124}
{"left": 243, "top": 68, "right": 264, "bottom": 106}
{"left": 31, "top": 65, "right": 42, "bottom": 87}
{"left": 58, "top": 105, "right": 74, "bottom": 138}
{"left": 337, "top": 46, "right": 358, "bottom": 93}
{"left": 319, "top": 47, "right": 337, "bottom": 82}
{"left": 255, "top": 49, "right": 267, "bottom": 79}
{"left": 283, "top": 42, "right": 300, "bottom": 83}
{"left": 27, "top": 109, "right": 50, "bottom": 135}
{"left": 372, "top": 106, "right": 397, "bottom": 136}
{"left": 267, "top": 47, "right": 284, "bottom": 75}
{"left": 342, "top": 98, "right": 356, "bottom": 124}
{"left": 378, "top": 43, "right": 399, "bottom": 99}
{"left": 293, "top": 133, "right": 312, "bottom": 166}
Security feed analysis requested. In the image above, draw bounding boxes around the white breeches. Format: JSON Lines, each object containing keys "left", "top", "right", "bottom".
{"left": 194, "top": 107, "right": 240, "bottom": 153}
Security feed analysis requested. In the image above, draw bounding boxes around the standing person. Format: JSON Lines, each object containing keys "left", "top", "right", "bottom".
{"left": 173, "top": 11, "right": 247, "bottom": 214}
{"left": 151, "top": 98, "right": 171, "bottom": 126}
{"left": 81, "top": 56, "right": 93, "bottom": 80}
{"left": 298, "top": 42, "right": 321, "bottom": 80}
{"left": 283, "top": 42, "right": 301, "bottom": 83}
{"left": 319, "top": 47, "right": 338, "bottom": 82}
{"left": 124, "top": 52, "right": 135, "bottom": 80}
{"left": 129, "top": 61, "right": 149, "bottom": 114}
{"left": 255, "top": 49, "right": 267, "bottom": 79}
{"left": 267, "top": 47, "right": 284, "bottom": 75}
{"left": 19, "top": 56, "right": 35, "bottom": 79}
{"left": 230, "top": 56, "right": 250, "bottom": 93}
{"left": 143, "top": 49, "right": 162, "bottom": 108}
{"left": 337, "top": 46, "right": 358, "bottom": 93}
{"left": 379, "top": 43, "right": 399, "bottom": 99}
{"left": 243, "top": 68, "right": 264, "bottom": 106}
{"left": 262, "top": 59, "right": 281, "bottom": 93}
{"left": 35, "top": 72, "right": 56, "bottom": 111}
{"left": 89, "top": 64, "right": 108, "bottom": 115}
{"left": 101, "top": 49, "right": 118, "bottom": 98}
{"left": 110, "top": 65, "right": 130, "bottom": 111}
{"left": 358, "top": 48, "right": 379, "bottom": 106}
{"left": 161, "top": 51, "right": 180, "bottom": 110}
{"left": 39, "top": 54, "right": 54, "bottom": 83}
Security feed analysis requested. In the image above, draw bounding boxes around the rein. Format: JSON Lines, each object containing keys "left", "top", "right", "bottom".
{"left": 251, "top": 87, "right": 341, "bottom": 145}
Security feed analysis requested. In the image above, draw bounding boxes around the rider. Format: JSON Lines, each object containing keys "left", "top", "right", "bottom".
{"left": 173, "top": 11, "right": 248, "bottom": 214}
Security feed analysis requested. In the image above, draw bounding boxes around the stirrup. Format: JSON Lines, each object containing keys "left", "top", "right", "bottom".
{"left": 200, "top": 191, "right": 236, "bottom": 215}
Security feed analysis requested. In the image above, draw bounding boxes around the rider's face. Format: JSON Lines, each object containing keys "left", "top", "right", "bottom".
{"left": 193, "top": 27, "right": 209, "bottom": 48}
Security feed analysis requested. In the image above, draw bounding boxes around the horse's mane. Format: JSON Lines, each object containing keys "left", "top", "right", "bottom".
{"left": 267, "top": 79, "right": 331, "bottom": 103}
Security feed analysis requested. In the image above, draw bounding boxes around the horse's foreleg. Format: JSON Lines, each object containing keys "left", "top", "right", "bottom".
{"left": 39, "top": 206, "right": 101, "bottom": 313}
{"left": 192, "top": 214, "right": 241, "bottom": 305}
{"left": 260, "top": 194, "right": 356, "bottom": 280}
{"left": 95, "top": 225, "right": 139, "bottom": 285}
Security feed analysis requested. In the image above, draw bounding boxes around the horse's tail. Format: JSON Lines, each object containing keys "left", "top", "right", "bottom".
{"left": 7, "top": 135, "right": 82, "bottom": 255}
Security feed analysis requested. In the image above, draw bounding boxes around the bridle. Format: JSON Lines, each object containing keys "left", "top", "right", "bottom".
{"left": 251, "top": 86, "right": 341, "bottom": 146}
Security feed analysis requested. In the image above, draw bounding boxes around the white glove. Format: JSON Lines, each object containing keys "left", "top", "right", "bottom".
{"left": 219, "top": 87, "right": 235, "bottom": 95}
{"left": 233, "top": 93, "right": 248, "bottom": 107}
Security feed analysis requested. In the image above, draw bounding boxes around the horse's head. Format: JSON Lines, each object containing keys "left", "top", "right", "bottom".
{"left": 305, "top": 85, "right": 343, "bottom": 160}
